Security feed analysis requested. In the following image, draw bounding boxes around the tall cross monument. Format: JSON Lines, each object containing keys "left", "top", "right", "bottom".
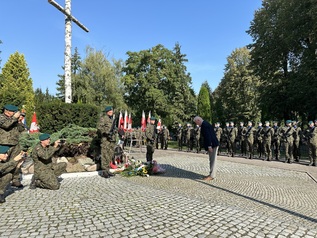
{"left": 48, "top": 0, "right": 89, "bottom": 103}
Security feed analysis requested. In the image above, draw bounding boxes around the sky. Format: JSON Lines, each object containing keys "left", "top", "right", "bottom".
{"left": 0, "top": 0, "right": 263, "bottom": 96}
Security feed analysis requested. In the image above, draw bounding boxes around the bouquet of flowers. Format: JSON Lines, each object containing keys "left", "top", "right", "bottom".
{"left": 119, "top": 158, "right": 166, "bottom": 177}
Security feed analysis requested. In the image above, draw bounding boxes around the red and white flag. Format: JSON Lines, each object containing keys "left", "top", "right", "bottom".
{"left": 128, "top": 113, "right": 132, "bottom": 131}
{"left": 123, "top": 110, "right": 128, "bottom": 131}
{"left": 147, "top": 111, "right": 151, "bottom": 124}
{"left": 118, "top": 111, "right": 123, "bottom": 129}
{"left": 157, "top": 118, "right": 162, "bottom": 129}
{"left": 29, "top": 112, "right": 39, "bottom": 133}
{"left": 141, "top": 110, "right": 146, "bottom": 131}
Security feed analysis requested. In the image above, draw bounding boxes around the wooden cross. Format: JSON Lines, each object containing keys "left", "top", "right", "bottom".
{"left": 48, "top": 0, "right": 89, "bottom": 103}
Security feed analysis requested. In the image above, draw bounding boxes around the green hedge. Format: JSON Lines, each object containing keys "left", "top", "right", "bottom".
{"left": 36, "top": 102, "right": 100, "bottom": 134}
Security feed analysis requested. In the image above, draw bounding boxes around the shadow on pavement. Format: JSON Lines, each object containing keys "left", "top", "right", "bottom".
{"left": 158, "top": 163, "right": 317, "bottom": 225}
{"left": 197, "top": 179, "right": 317, "bottom": 224}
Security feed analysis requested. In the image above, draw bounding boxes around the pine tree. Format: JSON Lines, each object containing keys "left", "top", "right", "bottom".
{"left": 0, "top": 51, "right": 35, "bottom": 122}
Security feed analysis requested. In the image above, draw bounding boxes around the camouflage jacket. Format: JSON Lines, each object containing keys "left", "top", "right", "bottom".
{"left": 98, "top": 115, "right": 116, "bottom": 142}
{"left": 0, "top": 113, "right": 25, "bottom": 145}
{"left": 243, "top": 126, "right": 255, "bottom": 143}
{"left": 261, "top": 126, "right": 274, "bottom": 141}
{"left": 214, "top": 127, "right": 222, "bottom": 141}
{"left": 31, "top": 143, "right": 59, "bottom": 170}
{"left": 280, "top": 126, "right": 295, "bottom": 143}
{"left": 145, "top": 123, "right": 156, "bottom": 142}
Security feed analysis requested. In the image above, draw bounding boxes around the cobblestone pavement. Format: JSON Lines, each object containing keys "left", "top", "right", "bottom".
{"left": 1, "top": 149, "right": 317, "bottom": 238}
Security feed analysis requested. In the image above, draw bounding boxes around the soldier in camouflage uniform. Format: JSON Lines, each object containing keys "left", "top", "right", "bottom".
{"left": 272, "top": 121, "right": 281, "bottom": 161}
{"left": 255, "top": 122, "right": 264, "bottom": 159}
{"left": 238, "top": 122, "right": 247, "bottom": 156}
{"left": 304, "top": 121, "right": 317, "bottom": 166}
{"left": 261, "top": 121, "right": 274, "bottom": 161}
{"left": 30, "top": 133, "right": 67, "bottom": 190}
{"left": 194, "top": 124, "right": 201, "bottom": 153}
{"left": 161, "top": 125, "right": 169, "bottom": 150}
{"left": 292, "top": 121, "right": 302, "bottom": 162}
{"left": 145, "top": 117, "right": 157, "bottom": 162}
{"left": 0, "top": 104, "right": 26, "bottom": 188}
{"left": 177, "top": 123, "right": 183, "bottom": 151}
{"left": 222, "top": 122, "right": 230, "bottom": 155}
{"left": 228, "top": 121, "right": 238, "bottom": 157}
{"left": 243, "top": 121, "right": 255, "bottom": 159}
{"left": 281, "top": 120, "right": 296, "bottom": 163}
{"left": 186, "top": 123, "right": 195, "bottom": 152}
{"left": 97, "top": 106, "right": 116, "bottom": 178}
{"left": 0, "top": 145, "right": 25, "bottom": 202}
{"left": 214, "top": 122, "right": 222, "bottom": 155}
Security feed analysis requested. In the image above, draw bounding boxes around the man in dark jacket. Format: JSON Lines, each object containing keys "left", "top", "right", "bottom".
{"left": 193, "top": 116, "right": 219, "bottom": 181}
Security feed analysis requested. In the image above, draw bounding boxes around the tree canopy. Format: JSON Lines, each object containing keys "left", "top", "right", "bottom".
{"left": 122, "top": 43, "right": 196, "bottom": 126}
{"left": 0, "top": 51, "right": 35, "bottom": 122}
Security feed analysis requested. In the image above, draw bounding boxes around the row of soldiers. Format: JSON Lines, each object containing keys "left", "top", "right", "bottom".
{"left": 176, "top": 123, "right": 201, "bottom": 153}
{"left": 214, "top": 120, "right": 317, "bottom": 166}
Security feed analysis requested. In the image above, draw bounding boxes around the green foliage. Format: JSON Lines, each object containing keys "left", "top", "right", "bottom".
{"left": 56, "top": 46, "right": 127, "bottom": 109}
{"left": 197, "top": 86, "right": 211, "bottom": 122}
{"left": 35, "top": 102, "right": 99, "bottom": 134}
{"left": 247, "top": 0, "right": 317, "bottom": 120}
{"left": 0, "top": 52, "right": 35, "bottom": 124}
{"left": 19, "top": 124, "right": 98, "bottom": 157}
{"left": 213, "top": 47, "right": 261, "bottom": 124}
{"left": 123, "top": 43, "right": 196, "bottom": 126}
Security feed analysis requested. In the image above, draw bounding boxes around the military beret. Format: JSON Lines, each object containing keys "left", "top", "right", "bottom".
{"left": 39, "top": 133, "right": 50, "bottom": 141}
{"left": 3, "top": 104, "right": 18, "bottom": 112}
{"left": 314, "top": 119, "right": 317, "bottom": 122}
{"left": 265, "top": 121, "right": 269, "bottom": 124}
{"left": 285, "top": 120, "right": 292, "bottom": 124}
{"left": 308, "top": 121, "right": 313, "bottom": 125}
{"left": 150, "top": 116, "right": 156, "bottom": 120}
{"left": 104, "top": 106, "right": 113, "bottom": 112}
{"left": 258, "top": 122, "right": 262, "bottom": 124}
{"left": 0, "top": 145, "right": 10, "bottom": 154}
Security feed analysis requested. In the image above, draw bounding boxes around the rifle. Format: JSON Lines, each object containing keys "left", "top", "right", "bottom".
{"left": 281, "top": 126, "right": 292, "bottom": 142}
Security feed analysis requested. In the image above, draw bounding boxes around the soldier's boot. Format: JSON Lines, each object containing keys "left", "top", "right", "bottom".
{"left": 29, "top": 175, "right": 37, "bottom": 190}
{"left": 11, "top": 180, "right": 24, "bottom": 188}
{"left": 0, "top": 194, "right": 6, "bottom": 203}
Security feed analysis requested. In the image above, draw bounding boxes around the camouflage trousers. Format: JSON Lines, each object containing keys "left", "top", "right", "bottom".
{"left": 284, "top": 140, "right": 294, "bottom": 162}
{"left": 146, "top": 141, "right": 155, "bottom": 162}
{"left": 0, "top": 173, "right": 12, "bottom": 194}
{"left": 308, "top": 142, "right": 317, "bottom": 165}
{"left": 100, "top": 138, "right": 115, "bottom": 171}
{"left": 5, "top": 144, "right": 21, "bottom": 183}
{"left": 263, "top": 139, "right": 272, "bottom": 160}
{"left": 34, "top": 162, "right": 67, "bottom": 190}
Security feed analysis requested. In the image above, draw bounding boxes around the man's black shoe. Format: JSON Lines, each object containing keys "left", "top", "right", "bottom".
{"left": 0, "top": 194, "right": 6, "bottom": 203}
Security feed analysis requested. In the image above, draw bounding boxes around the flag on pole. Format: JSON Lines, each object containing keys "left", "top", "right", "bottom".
{"left": 29, "top": 112, "right": 39, "bottom": 133}
{"left": 141, "top": 110, "right": 146, "bottom": 131}
{"left": 123, "top": 110, "right": 128, "bottom": 131}
{"left": 118, "top": 111, "right": 123, "bottom": 129}
{"left": 157, "top": 118, "right": 162, "bottom": 130}
{"left": 147, "top": 111, "right": 151, "bottom": 123}
{"left": 128, "top": 113, "right": 132, "bottom": 131}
